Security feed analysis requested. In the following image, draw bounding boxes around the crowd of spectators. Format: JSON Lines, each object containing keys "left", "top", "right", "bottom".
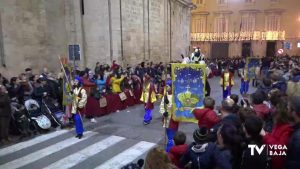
{"left": 1, "top": 55, "right": 300, "bottom": 169}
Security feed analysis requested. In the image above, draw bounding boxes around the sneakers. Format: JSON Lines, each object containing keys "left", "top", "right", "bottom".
{"left": 90, "top": 118, "right": 97, "bottom": 123}
{"left": 143, "top": 121, "right": 151, "bottom": 125}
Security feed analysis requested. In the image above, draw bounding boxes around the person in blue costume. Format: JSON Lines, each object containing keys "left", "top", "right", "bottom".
{"left": 71, "top": 76, "right": 87, "bottom": 139}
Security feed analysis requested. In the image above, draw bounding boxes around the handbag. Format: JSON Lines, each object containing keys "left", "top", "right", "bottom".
{"left": 99, "top": 97, "right": 107, "bottom": 108}
{"left": 119, "top": 92, "right": 127, "bottom": 101}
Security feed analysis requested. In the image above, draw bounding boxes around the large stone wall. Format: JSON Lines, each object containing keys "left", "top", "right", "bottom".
{"left": 0, "top": 0, "right": 193, "bottom": 76}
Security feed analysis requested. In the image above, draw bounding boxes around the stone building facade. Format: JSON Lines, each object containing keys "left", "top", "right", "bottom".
{"left": 191, "top": 0, "right": 300, "bottom": 58}
{"left": 0, "top": 0, "right": 194, "bottom": 76}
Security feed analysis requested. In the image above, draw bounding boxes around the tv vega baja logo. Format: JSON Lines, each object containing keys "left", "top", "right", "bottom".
{"left": 248, "top": 144, "right": 287, "bottom": 156}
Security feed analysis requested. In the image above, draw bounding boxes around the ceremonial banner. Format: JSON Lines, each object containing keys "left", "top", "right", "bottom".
{"left": 171, "top": 63, "right": 206, "bottom": 123}
{"left": 246, "top": 58, "right": 260, "bottom": 79}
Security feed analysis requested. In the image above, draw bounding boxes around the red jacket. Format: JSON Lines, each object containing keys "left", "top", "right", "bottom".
{"left": 168, "top": 144, "right": 188, "bottom": 168}
{"left": 253, "top": 104, "right": 270, "bottom": 120}
{"left": 263, "top": 123, "right": 293, "bottom": 169}
{"left": 82, "top": 77, "right": 96, "bottom": 97}
{"left": 193, "top": 108, "right": 220, "bottom": 129}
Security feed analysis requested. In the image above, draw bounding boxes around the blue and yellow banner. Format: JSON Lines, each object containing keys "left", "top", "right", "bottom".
{"left": 246, "top": 57, "right": 260, "bottom": 79}
{"left": 171, "top": 63, "right": 206, "bottom": 123}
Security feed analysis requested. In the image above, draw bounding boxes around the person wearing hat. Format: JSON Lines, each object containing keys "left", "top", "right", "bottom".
{"left": 71, "top": 76, "right": 87, "bottom": 139}
{"left": 180, "top": 127, "right": 231, "bottom": 169}
{"left": 140, "top": 73, "right": 157, "bottom": 125}
{"left": 159, "top": 79, "right": 179, "bottom": 152}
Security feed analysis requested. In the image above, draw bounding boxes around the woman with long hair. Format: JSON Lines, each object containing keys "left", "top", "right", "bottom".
{"left": 261, "top": 97, "right": 293, "bottom": 169}
{"left": 217, "top": 123, "right": 242, "bottom": 169}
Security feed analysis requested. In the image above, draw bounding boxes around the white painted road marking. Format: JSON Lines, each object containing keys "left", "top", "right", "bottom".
{"left": 44, "top": 135, "right": 125, "bottom": 169}
{"left": 95, "top": 141, "right": 156, "bottom": 169}
{"left": 0, "top": 130, "right": 69, "bottom": 157}
{"left": 0, "top": 131, "right": 97, "bottom": 169}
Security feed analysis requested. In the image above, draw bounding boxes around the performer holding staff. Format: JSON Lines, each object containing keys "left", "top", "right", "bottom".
{"left": 160, "top": 79, "right": 179, "bottom": 152}
{"left": 71, "top": 76, "right": 87, "bottom": 139}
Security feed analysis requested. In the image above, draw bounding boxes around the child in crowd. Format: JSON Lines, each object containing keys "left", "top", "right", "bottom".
{"left": 193, "top": 97, "right": 220, "bottom": 129}
{"left": 168, "top": 131, "right": 188, "bottom": 169}
{"left": 181, "top": 127, "right": 232, "bottom": 169}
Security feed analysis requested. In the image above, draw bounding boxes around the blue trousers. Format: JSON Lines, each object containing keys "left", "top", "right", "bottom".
{"left": 240, "top": 80, "right": 249, "bottom": 95}
{"left": 166, "top": 128, "right": 176, "bottom": 152}
{"left": 143, "top": 109, "right": 152, "bottom": 122}
{"left": 73, "top": 113, "right": 84, "bottom": 135}
{"left": 223, "top": 86, "right": 231, "bottom": 99}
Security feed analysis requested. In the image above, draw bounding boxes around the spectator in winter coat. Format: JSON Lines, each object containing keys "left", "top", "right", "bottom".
{"left": 230, "top": 94, "right": 240, "bottom": 114}
{"left": 181, "top": 127, "right": 231, "bottom": 169}
{"left": 285, "top": 96, "right": 300, "bottom": 169}
{"left": 270, "top": 71, "right": 287, "bottom": 93}
{"left": 251, "top": 91, "right": 270, "bottom": 120}
{"left": 238, "top": 107, "right": 256, "bottom": 124}
{"left": 110, "top": 72, "right": 125, "bottom": 94}
{"left": 210, "top": 98, "right": 241, "bottom": 141}
{"left": 0, "top": 85, "right": 12, "bottom": 143}
{"left": 256, "top": 77, "right": 272, "bottom": 100}
{"left": 95, "top": 73, "right": 106, "bottom": 91}
{"left": 217, "top": 123, "right": 243, "bottom": 169}
{"left": 32, "top": 78, "right": 49, "bottom": 104}
{"left": 193, "top": 97, "right": 220, "bottom": 129}
{"left": 261, "top": 98, "right": 293, "bottom": 169}
{"left": 240, "top": 116, "right": 268, "bottom": 169}
{"left": 168, "top": 131, "right": 188, "bottom": 168}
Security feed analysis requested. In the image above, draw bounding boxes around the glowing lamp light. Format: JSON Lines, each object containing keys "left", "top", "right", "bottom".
{"left": 277, "top": 49, "right": 284, "bottom": 55}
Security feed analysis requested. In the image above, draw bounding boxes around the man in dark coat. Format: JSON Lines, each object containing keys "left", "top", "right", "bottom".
{"left": 286, "top": 96, "right": 300, "bottom": 169}
{"left": 0, "top": 85, "right": 12, "bottom": 143}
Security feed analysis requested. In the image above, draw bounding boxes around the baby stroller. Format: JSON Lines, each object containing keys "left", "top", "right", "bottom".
{"left": 10, "top": 99, "right": 32, "bottom": 138}
{"left": 42, "top": 97, "right": 67, "bottom": 128}
{"left": 24, "top": 99, "right": 52, "bottom": 131}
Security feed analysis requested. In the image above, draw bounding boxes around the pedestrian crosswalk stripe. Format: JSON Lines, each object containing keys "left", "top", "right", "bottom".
{"left": 0, "top": 131, "right": 97, "bottom": 169}
{"left": 0, "top": 130, "right": 69, "bottom": 157}
{"left": 44, "top": 135, "right": 125, "bottom": 169}
{"left": 94, "top": 141, "right": 156, "bottom": 169}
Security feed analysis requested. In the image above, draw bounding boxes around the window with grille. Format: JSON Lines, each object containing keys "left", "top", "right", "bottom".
{"left": 265, "top": 15, "right": 280, "bottom": 31}
{"left": 192, "top": 17, "right": 206, "bottom": 33}
{"left": 214, "top": 17, "right": 228, "bottom": 33}
{"left": 241, "top": 14, "right": 255, "bottom": 32}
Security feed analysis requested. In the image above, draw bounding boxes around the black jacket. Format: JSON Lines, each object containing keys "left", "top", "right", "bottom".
{"left": 0, "top": 92, "right": 11, "bottom": 117}
{"left": 286, "top": 123, "right": 300, "bottom": 169}
{"left": 180, "top": 142, "right": 231, "bottom": 169}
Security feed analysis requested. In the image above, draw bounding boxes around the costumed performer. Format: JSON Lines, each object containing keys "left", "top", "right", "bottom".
{"left": 71, "top": 76, "right": 87, "bottom": 139}
{"left": 240, "top": 66, "right": 249, "bottom": 95}
{"left": 140, "top": 73, "right": 157, "bottom": 125}
{"left": 159, "top": 79, "right": 179, "bottom": 152}
{"left": 220, "top": 68, "right": 234, "bottom": 99}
